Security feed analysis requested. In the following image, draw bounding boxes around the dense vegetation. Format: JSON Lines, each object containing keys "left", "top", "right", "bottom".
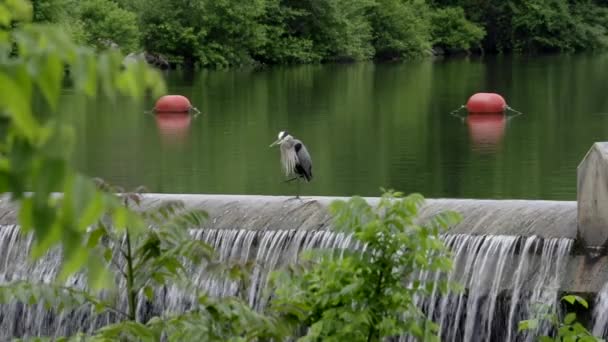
{"left": 34, "top": 0, "right": 608, "bottom": 67}
{"left": 2, "top": 1, "right": 606, "bottom": 340}
{"left": 32, "top": 0, "right": 608, "bottom": 68}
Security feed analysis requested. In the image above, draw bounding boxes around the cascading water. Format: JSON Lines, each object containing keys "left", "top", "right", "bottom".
{"left": 0, "top": 221, "right": 573, "bottom": 341}
{"left": 0, "top": 225, "right": 358, "bottom": 339}
{"left": 408, "top": 234, "right": 573, "bottom": 342}
{"left": 592, "top": 282, "right": 608, "bottom": 337}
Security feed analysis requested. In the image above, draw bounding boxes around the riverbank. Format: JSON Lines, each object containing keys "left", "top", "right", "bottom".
{"left": 37, "top": 0, "right": 608, "bottom": 69}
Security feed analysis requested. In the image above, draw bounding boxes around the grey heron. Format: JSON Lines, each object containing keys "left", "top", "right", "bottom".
{"left": 269, "top": 130, "right": 313, "bottom": 198}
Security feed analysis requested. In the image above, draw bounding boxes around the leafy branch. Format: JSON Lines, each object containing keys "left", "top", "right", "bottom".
{"left": 519, "top": 295, "right": 604, "bottom": 342}
{"left": 270, "top": 191, "right": 462, "bottom": 341}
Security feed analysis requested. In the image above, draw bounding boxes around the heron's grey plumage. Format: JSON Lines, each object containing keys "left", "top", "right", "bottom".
{"left": 272, "top": 132, "right": 313, "bottom": 182}
{"left": 294, "top": 140, "right": 313, "bottom": 181}
{"left": 279, "top": 139, "right": 298, "bottom": 177}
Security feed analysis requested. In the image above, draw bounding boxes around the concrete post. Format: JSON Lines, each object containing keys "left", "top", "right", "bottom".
{"left": 578, "top": 142, "right": 608, "bottom": 248}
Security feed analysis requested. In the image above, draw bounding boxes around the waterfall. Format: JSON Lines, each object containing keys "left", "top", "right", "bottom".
{"left": 400, "top": 235, "right": 572, "bottom": 342}
{"left": 0, "top": 222, "right": 574, "bottom": 341}
{"left": 0, "top": 225, "right": 358, "bottom": 339}
{"left": 592, "top": 283, "right": 608, "bottom": 337}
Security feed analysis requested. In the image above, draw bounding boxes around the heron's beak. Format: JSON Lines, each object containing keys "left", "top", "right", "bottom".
{"left": 269, "top": 139, "right": 281, "bottom": 147}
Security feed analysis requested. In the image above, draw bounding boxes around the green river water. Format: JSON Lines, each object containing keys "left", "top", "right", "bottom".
{"left": 59, "top": 54, "right": 608, "bottom": 200}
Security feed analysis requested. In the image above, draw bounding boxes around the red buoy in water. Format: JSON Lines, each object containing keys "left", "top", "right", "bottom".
{"left": 154, "top": 95, "right": 192, "bottom": 113}
{"left": 466, "top": 93, "right": 507, "bottom": 113}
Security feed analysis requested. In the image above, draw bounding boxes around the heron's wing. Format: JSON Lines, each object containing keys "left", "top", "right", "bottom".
{"left": 294, "top": 140, "right": 313, "bottom": 181}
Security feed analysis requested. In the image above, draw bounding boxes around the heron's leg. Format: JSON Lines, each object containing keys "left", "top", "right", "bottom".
{"left": 283, "top": 177, "right": 298, "bottom": 183}
{"left": 295, "top": 177, "right": 301, "bottom": 199}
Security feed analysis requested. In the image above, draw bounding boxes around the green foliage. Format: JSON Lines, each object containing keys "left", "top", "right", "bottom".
{"left": 134, "top": 0, "right": 206, "bottom": 67}
{"left": 297, "top": 0, "right": 375, "bottom": 62}
{"left": 0, "top": 189, "right": 286, "bottom": 340}
{"left": 75, "top": 0, "right": 140, "bottom": 52}
{"left": 519, "top": 295, "right": 604, "bottom": 342}
{"left": 255, "top": 0, "right": 320, "bottom": 64}
{"left": 369, "top": 0, "right": 432, "bottom": 59}
{"left": 568, "top": 1, "right": 608, "bottom": 51}
{"left": 96, "top": 0, "right": 488, "bottom": 67}
{"left": 430, "top": 0, "right": 608, "bottom": 53}
{"left": 31, "top": 0, "right": 69, "bottom": 22}
{"left": 270, "top": 191, "right": 462, "bottom": 341}
{"left": 93, "top": 298, "right": 285, "bottom": 342}
{"left": 510, "top": 0, "right": 577, "bottom": 52}
{"left": 0, "top": 0, "right": 164, "bottom": 287}
{"left": 133, "top": 0, "right": 269, "bottom": 68}
{"left": 507, "top": 0, "right": 608, "bottom": 52}
{"left": 30, "top": 0, "right": 87, "bottom": 43}
{"left": 84, "top": 193, "right": 286, "bottom": 340}
{"left": 27, "top": 0, "right": 608, "bottom": 64}
{"left": 198, "top": 0, "right": 268, "bottom": 68}
{"left": 430, "top": 7, "right": 485, "bottom": 52}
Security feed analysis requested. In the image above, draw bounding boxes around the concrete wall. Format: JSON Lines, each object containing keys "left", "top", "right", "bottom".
{"left": 0, "top": 194, "right": 575, "bottom": 238}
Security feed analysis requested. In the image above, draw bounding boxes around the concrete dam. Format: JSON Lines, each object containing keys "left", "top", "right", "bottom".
{"left": 2, "top": 142, "right": 608, "bottom": 340}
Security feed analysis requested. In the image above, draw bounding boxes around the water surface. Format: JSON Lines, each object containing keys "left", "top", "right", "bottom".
{"left": 60, "top": 54, "right": 608, "bottom": 199}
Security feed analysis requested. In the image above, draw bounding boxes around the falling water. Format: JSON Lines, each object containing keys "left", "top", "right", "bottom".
{"left": 0, "top": 221, "right": 573, "bottom": 341}
{"left": 404, "top": 234, "right": 572, "bottom": 342}
{"left": 592, "top": 282, "right": 608, "bottom": 337}
{"left": 0, "top": 225, "right": 357, "bottom": 339}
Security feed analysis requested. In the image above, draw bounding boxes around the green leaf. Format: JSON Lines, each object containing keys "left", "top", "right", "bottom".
{"left": 116, "top": 67, "right": 139, "bottom": 98}
{"left": 40, "top": 124, "right": 75, "bottom": 160}
{"left": 0, "top": 73, "right": 38, "bottom": 141}
{"left": 143, "top": 286, "right": 154, "bottom": 301}
{"left": 579, "top": 337, "right": 603, "bottom": 342}
{"left": 86, "top": 226, "right": 106, "bottom": 249}
{"left": 88, "top": 257, "right": 112, "bottom": 291}
{"left": 518, "top": 319, "right": 538, "bottom": 332}
{"left": 562, "top": 295, "right": 589, "bottom": 308}
{"left": 30, "top": 221, "right": 62, "bottom": 260}
{"left": 58, "top": 246, "right": 87, "bottom": 281}
{"left": 78, "top": 192, "right": 105, "bottom": 230}
{"left": 112, "top": 207, "right": 128, "bottom": 231}
{"left": 36, "top": 54, "right": 63, "bottom": 111}
{"left": 103, "top": 247, "right": 113, "bottom": 263}
{"left": 410, "top": 322, "right": 423, "bottom": 337}
{"left": 563, "top": 295, "right": 577, "bottom": 304}
{"left": 564, "top": 312, "right": 576, "bottom": 325}
{"left": 32, "top": 158, "right": 66, "bottom": 198}
{"left": 72, "top": 53, "right": 98, "bottom": 97}
{"left": 5, "top": 0, "right": 32, "bottom": 21}
{"left": 0, "top": 4, "right": 10, "bottom": 26}
{"left": 18, "top": 197, "right": 34, "bottom": 232}
{"left": 94, "top": 302, "right": 106, "bottom": 314}
{"left": 338, "top": 282, "right": 359, "bottom": 296}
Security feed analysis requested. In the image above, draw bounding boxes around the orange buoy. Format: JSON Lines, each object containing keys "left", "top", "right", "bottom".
{"left": 466, "top": 93, "right": 507, "bottom": 114}
{"left": 154, "top": 95, "right": 192, "bottom": 113}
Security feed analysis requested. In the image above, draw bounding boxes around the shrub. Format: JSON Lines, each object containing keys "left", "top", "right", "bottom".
{"left": 370, "top": 0, "right": 432, "bottom": 59}
{"left": 271, "top": 192, "right": 462, "bottom": 341}
{"left": 77, "top": 0, "right": 140, "bottom": 52}
{"left": 430, "top": 6, "right": 485, "bottom": 52}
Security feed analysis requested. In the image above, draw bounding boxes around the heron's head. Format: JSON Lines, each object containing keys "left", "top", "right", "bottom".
{"left": 269, "top": 130, "right": 292, "bottom": 147}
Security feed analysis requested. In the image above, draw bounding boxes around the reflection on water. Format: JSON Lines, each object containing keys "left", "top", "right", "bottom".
{"left": 467, "top": 114, "right": 506, "bottom": 153}
{"left": 59, "top": 55, "right": 608, "bottom": 200}
{"left": 155, "top": 113, "right": 192, "bottom": 145}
